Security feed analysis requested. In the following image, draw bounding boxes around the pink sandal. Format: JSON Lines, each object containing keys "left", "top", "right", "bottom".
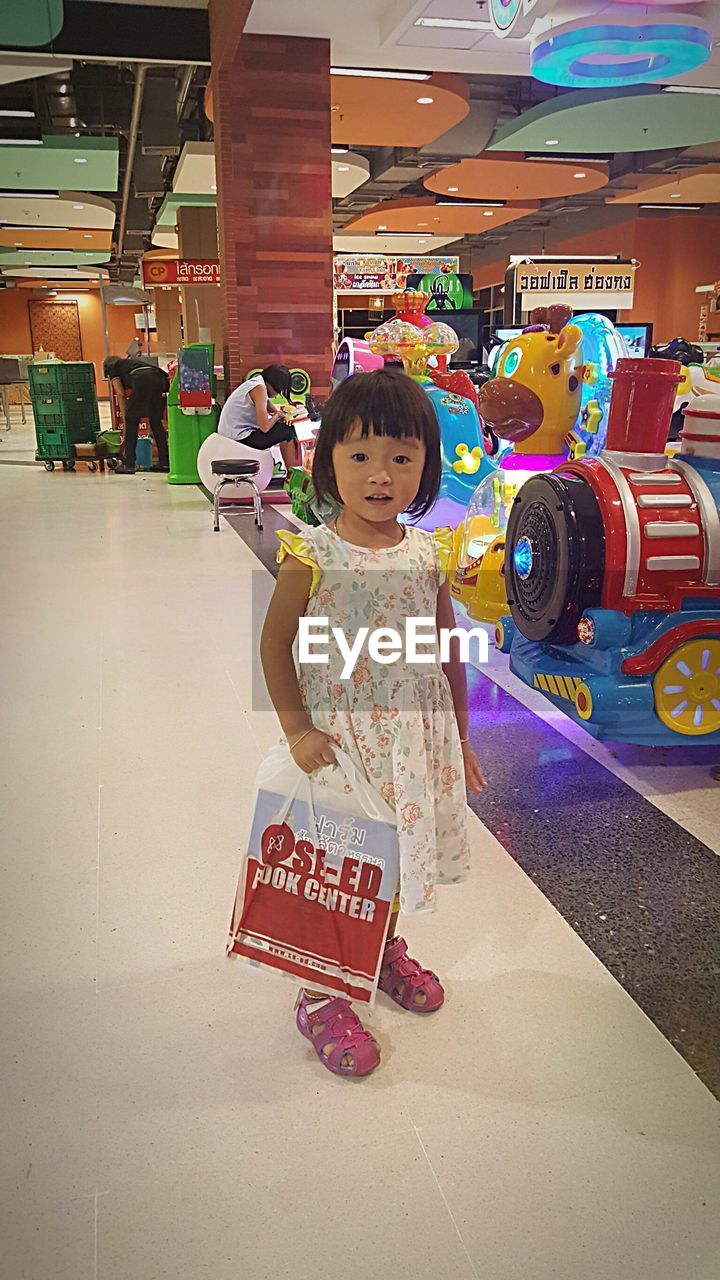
{"left": 379, "top": 936, "right": 445, "bottom": 1013}
{"left": 295, "top": 993, "right": 381, "bottom": 1077}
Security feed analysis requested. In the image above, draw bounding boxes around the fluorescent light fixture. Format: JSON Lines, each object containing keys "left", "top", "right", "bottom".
{"left": 331, "top": 146, "right": 348, "bottom": 154}
{"left": 510, "top": 254, "right": 622, "bottom": 262}
{"left": 415, "top": 16, "right": 487, "bottom": 30}
{"left": 664, "top": 85, "right": 720, "bottom": 95}
{"left": 73, "top": 157, "right": 87, "bottom": 164}
{"left": 436, "top": 199, "right": 505, "bottom": 207}
{"left": 0, "top": 191, "right": 58, "bottom": 199}
{"left": 0, "top": 109, "right": 35, "bottom": 119}
{"left": 0, "top": 139, "right": 42, "bottom": 146}
{"left": 382, "top": 231, "right": 437, "bottom": 237}
{"left": 2, "top": 224, "right": 69, "bottom": 231}
{"left": 640, "top": 203, "right": 702, "bottom": 210}
{"left": 574, "top": 172, "right": 587, "bottom": 179}
{"left": 331, "top": 67, "right": 430, "bottom": 81}
{"left": 417, "top": 96, "right": 434, "bottom": 105}
{"left": 671, "top": 192, "right": 681, "bottom": 198}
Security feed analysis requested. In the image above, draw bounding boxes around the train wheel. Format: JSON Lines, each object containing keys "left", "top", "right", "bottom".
{"left": 653, "top": 638, "right": 720, "bottom": 736}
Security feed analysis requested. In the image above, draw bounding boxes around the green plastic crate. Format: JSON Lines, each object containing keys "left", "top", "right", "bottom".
{"left": 32, "top": 392, "right": 99, "bottom": 442}
{"left": 35, "top": 425, "right": 71, "bottom": 460}
{"left": 29, "top": 361, "right": 96, "bottom": 397}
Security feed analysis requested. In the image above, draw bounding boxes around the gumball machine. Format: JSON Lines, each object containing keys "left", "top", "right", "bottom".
{"left": 167, "top": 342, "right": 219, "bottom": 485}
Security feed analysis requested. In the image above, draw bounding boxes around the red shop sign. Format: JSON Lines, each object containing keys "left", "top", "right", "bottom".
{"left": 142, "top": 258, "right": 220, "bottom": 287}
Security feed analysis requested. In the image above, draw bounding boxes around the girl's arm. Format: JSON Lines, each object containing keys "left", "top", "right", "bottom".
{"left": 436, "top": 582, "right": 485, "bottom": 793}
{"left": 249, "top": 384, "right": 283, "bottom": 433}
{"left": 260, "top": 556, "right": 337, "bottom": 773}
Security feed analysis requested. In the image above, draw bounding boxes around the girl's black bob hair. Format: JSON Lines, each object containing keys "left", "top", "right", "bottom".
{"left": 311, "top": 368, "right": 442, "bottom": 518}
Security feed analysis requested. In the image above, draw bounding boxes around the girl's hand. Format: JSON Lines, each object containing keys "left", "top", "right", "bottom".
{"left": 461, "top": 740, "right": 486, "bottom": 793}
{"left": 291, "top": 728, "right": 338, "bottom": 774}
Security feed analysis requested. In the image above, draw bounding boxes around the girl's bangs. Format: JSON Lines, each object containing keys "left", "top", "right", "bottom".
{"left": 336, "top": 377, "right": 429, "bottom": 442}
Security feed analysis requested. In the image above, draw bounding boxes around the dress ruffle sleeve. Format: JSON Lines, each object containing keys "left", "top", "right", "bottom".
{"left": 276, "top": 530, "right": 321, "bottom": 597}
{"left": 433, "top": 526, "right": 454, "bottom": 583}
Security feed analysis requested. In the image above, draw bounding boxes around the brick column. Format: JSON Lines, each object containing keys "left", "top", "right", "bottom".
{"left": 176, "top": 205, "right": 223, "bottom": 347}
{"left": 208, "top": 26, "right": 334, "bottom": 393}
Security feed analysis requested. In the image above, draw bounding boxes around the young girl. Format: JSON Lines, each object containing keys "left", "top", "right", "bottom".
{"left": 260, "top": 368, "right": 485, "bottom": 1078}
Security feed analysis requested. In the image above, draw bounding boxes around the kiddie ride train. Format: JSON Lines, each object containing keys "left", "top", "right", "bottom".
{"left": 331, "top": 291, "right": 498, "bottom": 526}
{"left": 450, "top": 305, "right": 627, "bottom": 624}
{"left": 496, "top": 361, "right": 720, "bottom": 746}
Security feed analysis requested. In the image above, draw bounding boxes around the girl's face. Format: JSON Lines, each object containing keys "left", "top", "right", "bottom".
{"left": 331, "top": 420, "right": 427, "bottom": 524}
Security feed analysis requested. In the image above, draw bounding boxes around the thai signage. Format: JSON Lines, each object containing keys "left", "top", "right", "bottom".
{"left": 516, "top": 261, "right": 637, "bottom": 311}
{"left": 142, "top": 259, "right": 220, "bottom": 287}
{"left": 334, "top": 254, "right": 460, "bottom": 295}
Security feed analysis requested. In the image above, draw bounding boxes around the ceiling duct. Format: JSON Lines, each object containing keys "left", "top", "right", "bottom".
{"left": 141, "top": 74, "right": 181, "bottom": 156}
{"left": 133, "top": 154, "right": 165, "bottom": 198}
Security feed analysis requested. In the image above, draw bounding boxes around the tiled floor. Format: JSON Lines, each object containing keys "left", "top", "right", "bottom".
{"left": 1, "top": 420, "right": 719, "bottom": 1279}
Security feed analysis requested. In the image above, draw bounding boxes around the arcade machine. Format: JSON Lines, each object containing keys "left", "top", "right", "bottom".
{"left": 167, "top": 343, "right": 219, "bottom": 485}
{"left": 497, "top": 362, "right": 720, "bottom": 746}
{"left": 450, "top": 306, "right": 627, "bottom": 625}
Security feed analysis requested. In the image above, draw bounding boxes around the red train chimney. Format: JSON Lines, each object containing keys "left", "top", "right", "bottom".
{"left": 605, "top": 358, "right": 682, "bottom": 457}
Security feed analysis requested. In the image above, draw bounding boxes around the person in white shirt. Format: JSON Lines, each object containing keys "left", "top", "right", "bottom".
{"left": 218, "top": 364, "right": 299, "bottom": 472}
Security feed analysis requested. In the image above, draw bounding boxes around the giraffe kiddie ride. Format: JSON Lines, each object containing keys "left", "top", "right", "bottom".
{"left": 365, "top": 291, "right": 497, "bottom": 528}
{"left": 450, "top": 305, "right": 627, "bottom": 625}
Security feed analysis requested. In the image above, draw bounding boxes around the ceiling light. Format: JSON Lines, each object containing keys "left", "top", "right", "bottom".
{"left": 14, "top": 241, "right": 22, "bottom": 247}
{"left": 0, "top": 139, "right": 42, "bottom": 146}
{"left": 574, "top": 172, "right": 587, "bottom": 179}
{"left": 331, "top": 146, "right": 348, "bottom": 154}
{"left": 338, "top": 165, "right": 350, "bottom": 172}
{"left": 483, "top": 211, "right": 494, "bottom": 217}
{"left": 417, "top": 96, "right": 434, "bottom": 105}
{"left": 545, "top": 139, "right": 560, "bottom": 146}
{"left": 84, "top": 233, "right": 92, "bottom": 238}
{"left": 664, "top": 85, "right": 720, "bottom": 95}
{"left": 0, "top": 109, "right": 35, "bottom": 119}
{"left": 415, "top": 17, "right": 487, "bottom": 30}
{"left": 640, "top": 203, "right": 702, "bottom": 210}
{"left": 419, "top": 239, "right": 427, "bottom": 244}
{"left": 73, "top": 157, "right": 87, "bottom": 164}
{"left": 378, "top": 224, "right": 388, "bottom": 230}
{"left": 383, "top": 231, "right": 436, "bottom": 237}
{"left": 331, "top": 67, "right": 430, "bottom": 81}
{"left": 436, "top": 199, "right": 505, "bottom": 207}
{"left": 58, "top": 83, "right": 68, "bottom": 93}
{"left": 448, "top": 186, "right": 459, "bottom": 192}
{"left": 210, "top": 183, "right": 217, "bottom": 191}
{"left": 72, "top": 204, "right": 84, "bottom": 210}
{"left": 671, "top": 192, "right": 681, "bottom": 198}
{"left": 2, "top": 224, "right": 68, "bottom": 231}
{"left": 0, "top": 191, "right": 58, "bottom": 199}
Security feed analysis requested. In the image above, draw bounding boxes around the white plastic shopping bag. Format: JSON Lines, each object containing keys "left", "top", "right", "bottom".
{"left": 227, "top": 745, "right": 399, "bottom": 1004}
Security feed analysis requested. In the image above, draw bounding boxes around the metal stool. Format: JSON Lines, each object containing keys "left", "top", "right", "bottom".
{"left": 211, "top": 459, "right": 264, "bottom": 532}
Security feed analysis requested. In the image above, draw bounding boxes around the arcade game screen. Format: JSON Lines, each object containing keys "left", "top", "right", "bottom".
{"left": 617, "top": 324, "right": 653, "bottom": 358}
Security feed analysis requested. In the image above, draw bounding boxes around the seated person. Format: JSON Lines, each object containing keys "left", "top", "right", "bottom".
{"left": 218, "top": 364, "right": 299, "bottom": 473}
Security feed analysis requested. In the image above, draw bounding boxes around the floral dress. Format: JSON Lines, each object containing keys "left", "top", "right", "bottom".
{"left": 277, "top": 523, "right": 470, "bottom": 916}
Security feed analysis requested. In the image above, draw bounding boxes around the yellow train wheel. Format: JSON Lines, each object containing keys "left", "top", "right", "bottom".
{"left": 574, "top": 681, "right": 594, "bottom": 721}
{"left": 653, "top": 637, "right": 720, "bottom": 736}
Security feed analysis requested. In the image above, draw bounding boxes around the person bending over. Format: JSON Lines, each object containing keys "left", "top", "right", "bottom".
{"left": 103, "top": 356, "right": 170, "bottom": 476}
{"left": 218, "top": 364, "right": 299, "bottom": 473}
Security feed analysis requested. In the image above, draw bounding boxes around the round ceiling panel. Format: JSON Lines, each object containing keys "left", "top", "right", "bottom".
{"left": 425, "top": 154, "right": 608, "bottom": 201}
{"left": 531, "top": 18, "right": 711, "bottom": 90}
{"left": 488, "top": 86, "right": 720, "bottom": 155}
{"left": 344, "top": 196, "right": 537, "bottom": 238}
{"left": 331, "top": 74, "right": 469, "bottom": 148}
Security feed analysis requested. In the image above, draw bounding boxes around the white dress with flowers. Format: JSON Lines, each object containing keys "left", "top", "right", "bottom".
{"left": 277, "top": 523, "right": 470, "bottom": 916}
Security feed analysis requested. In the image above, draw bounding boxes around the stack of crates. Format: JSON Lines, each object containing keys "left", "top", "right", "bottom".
{"left": 28, "top": 361, "right": 101, "bottom": 469}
